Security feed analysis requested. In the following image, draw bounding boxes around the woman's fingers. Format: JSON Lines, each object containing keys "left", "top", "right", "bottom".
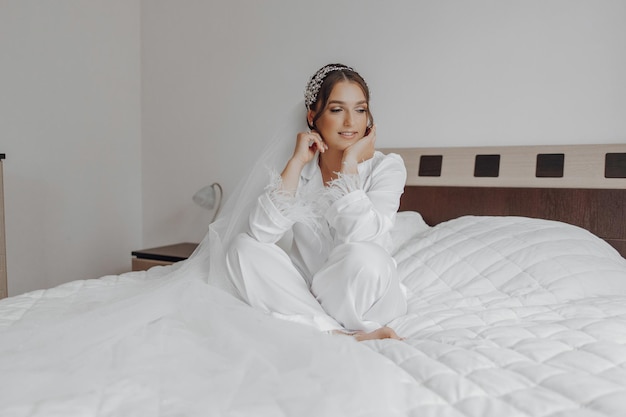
{"left": 293, "top": 131, "right": 326, "bottom": 164}
{"left": 309, "top": 130, "right": 327, "bottom": 153}
{"left": 299, "top": 130, "right": 326, "bottom": 153}
{"left": 365, "top": 124, "right": 377, "bottom": 141}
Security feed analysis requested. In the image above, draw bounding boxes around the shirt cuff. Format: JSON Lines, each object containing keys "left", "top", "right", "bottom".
{"left": 266, "top": 170, "right": 318, "bottom": 225}
{"left": 325, "top": 189, "right": 369, "bottom": 225}
{"left": 257, "top": 192, "right": 295, "bottom": 231}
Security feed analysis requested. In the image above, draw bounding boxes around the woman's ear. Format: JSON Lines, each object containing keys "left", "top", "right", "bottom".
{"left": 307, "top": 109, "right": 315, "bottom": 128}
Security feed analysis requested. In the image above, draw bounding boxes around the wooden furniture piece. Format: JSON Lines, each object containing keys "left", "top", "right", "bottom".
{"left": 381, "top": 144, "right": 626, "bottom": 258}
{"left": 0, "top": 154, "right": 6, "bottom": 299}
{"left": 131, "top": 242, "right": 198, "bottom": 271}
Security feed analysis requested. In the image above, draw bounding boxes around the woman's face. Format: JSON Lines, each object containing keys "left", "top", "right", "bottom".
{"left": 309, "top": 81, "right": 369, "bottom": 151}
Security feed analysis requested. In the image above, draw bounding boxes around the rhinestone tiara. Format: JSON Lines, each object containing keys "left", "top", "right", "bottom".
{"left": 304, "top": 64, "right": 353, "bottom": 110}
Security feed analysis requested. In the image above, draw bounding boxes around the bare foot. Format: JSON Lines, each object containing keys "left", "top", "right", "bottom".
{"left": 354, "top": 326, "right": 403, "bottom": 341}
{"left": 331, "top": 326, "right": 403, "bottom": 341}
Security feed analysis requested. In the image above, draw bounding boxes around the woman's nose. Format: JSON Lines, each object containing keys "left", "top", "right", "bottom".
{"left": 344, "top": 111, "right": 353, "bottom": 126}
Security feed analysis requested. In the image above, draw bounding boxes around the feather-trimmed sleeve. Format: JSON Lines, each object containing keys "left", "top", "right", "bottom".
{"left": 266, "top": 169, "right": 319, "bottom": 226}
{"left": 248, "top": 170, "right": 319, "bottom": 243}
{"left": 324, "top": 172, "right": 362, "bottom": 201}
{"left": 324, "top": 153, "right": 406, "bottom": 244}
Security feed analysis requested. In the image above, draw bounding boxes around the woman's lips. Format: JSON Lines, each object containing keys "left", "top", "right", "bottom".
{"left": 339, "top": 131, "right": 358, "bottom": 139}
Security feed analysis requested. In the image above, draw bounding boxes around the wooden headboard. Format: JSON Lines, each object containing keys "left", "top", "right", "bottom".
{"left": 380, "top": 144, "right": 626, "bottom": 258}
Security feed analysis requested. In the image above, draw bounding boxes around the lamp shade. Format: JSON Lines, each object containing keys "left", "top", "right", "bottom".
{"left": 192, "top": 182, "right": 223, "bottom": 222}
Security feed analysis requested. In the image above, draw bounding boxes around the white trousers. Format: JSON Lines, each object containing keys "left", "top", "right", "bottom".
{"left": 226, "top": 233, "right": 407, "bottom": 332}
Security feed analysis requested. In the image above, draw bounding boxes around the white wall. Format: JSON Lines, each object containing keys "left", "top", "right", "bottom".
{"left": 0, "top": 1, "right": 142, "bottom": 295}
{"left": 141, "top": 0, "right": 626, "bottom": 248}
{"left": 1, "top": 1, "right": 624, "bottom": 295}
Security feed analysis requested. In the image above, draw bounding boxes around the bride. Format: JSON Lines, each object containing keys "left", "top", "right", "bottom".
{"left": 0, "top": 63, "right": 420, "bottom": 416}
{"left": 224, "top": 64, "right": 408, "bottom": 341}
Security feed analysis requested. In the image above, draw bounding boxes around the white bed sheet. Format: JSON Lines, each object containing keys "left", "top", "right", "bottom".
{"left": 0, "top": 267, "right": 419, "bottom": 416}
{"left": 1, "top": 213, "right": 625, "bottom": 416}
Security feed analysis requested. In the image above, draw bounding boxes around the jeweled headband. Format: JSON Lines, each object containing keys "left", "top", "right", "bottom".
{"left": 304, "top": 64, "right": 354, "bottom": 110}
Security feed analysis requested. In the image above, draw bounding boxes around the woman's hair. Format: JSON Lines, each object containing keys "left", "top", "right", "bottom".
{"left": 306, "top": 64, "right": 374, "bottom": 130}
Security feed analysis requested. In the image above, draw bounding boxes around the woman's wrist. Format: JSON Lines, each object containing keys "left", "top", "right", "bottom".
{"left": 341, "top": 157, "right": 359, "bottom": 173}
{"left": 280, "top": 158, "right": 307, "bottom": 195}
{"left": 287, "top": 156, "right": 308, "bottom": 171}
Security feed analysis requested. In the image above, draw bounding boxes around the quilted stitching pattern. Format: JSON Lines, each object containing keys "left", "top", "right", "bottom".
{"left": 0, "top": 269, "right": 168, "bottom": 329}
{"left": 370, "top": 216, "right": 626, "bottom": 416}
{"left": 1, "top": 215, "right": 625, "bottom": 416}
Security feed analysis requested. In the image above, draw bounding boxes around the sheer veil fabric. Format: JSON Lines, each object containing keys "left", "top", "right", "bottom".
{"left": 0, "top": 101, "right": 423, "bottom": 414}
{"left": 202, "top": 102, "right": 309, "bottom": 298}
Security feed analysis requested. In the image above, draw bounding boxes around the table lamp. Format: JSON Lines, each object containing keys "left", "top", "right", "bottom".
{"left": 192, "top": 182, "right": 223, "bottom": 223}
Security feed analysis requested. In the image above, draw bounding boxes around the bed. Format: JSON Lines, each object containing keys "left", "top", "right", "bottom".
{"left": 1, "top": 144, "right": 625, "bottom": 416}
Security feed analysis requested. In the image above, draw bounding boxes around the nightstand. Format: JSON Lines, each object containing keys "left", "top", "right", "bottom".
{"left": 131, "top": 242, "right": 199, "bottom": 271}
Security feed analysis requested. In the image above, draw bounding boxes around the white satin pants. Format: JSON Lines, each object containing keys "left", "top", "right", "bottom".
{"left": 226, "top": 233, "right": 407, "bottom": 332}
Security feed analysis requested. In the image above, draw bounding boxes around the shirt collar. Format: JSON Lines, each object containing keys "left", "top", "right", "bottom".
{"left": 300, "top": 151, "right": 377, "bottom": 181}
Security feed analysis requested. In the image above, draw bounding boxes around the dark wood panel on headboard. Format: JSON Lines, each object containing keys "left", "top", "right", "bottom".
{"left": 400, "top": 186, "right": 626, "bottom": 258}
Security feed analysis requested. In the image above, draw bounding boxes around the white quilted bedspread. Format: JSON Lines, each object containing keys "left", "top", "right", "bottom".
{"left": 376, "top": 215, "right": 626, "bottom": 417}
{"left": 0, "top": 214, "right": 625, "bottom": 416}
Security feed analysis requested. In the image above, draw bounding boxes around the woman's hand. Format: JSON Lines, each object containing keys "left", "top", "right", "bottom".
{"left": 281, "top": 130, "right": 327, "bottom": 195}
{"left": 292, "top": 130, "right": 327, "bottom": 166}
{"left": 341, "top": 125, "right": 376, "bottom": 172}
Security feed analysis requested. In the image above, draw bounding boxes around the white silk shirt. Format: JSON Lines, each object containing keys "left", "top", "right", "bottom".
{"left": 247, "top": 151, "right": 407, "bottom": 286}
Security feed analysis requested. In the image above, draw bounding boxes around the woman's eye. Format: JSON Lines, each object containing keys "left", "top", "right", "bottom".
{"left": 356, "top": 108, "right": 367, "bottom": 113}
{"left": 330, "top": 108, "right": 342, "bottom": 113}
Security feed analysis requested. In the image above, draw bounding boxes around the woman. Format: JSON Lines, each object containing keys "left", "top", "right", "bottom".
{"left": 227, "top": 64, "right": 407, "bottom": 341}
